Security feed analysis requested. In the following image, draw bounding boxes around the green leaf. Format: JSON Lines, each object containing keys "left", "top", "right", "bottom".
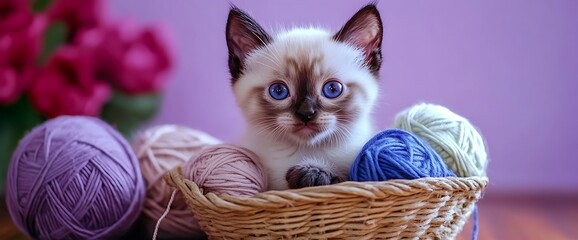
{"left": 38, "top": 22, "right": 68, "bottom": 65}
{"left": 0, "top": 120, "right": 19, "bottom": 195}
{"left": 31, "top": 0, "right": 54, "bottom": 12}
{"left": 100, "top": 91, "right": 162, "bottom": 140}
{"left": 0, "top": 97, "right": 44, "bottom": 194}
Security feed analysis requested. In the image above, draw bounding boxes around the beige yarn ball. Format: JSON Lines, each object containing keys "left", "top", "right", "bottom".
{"left": 393, "top": 103, "right": 488, "bottom": 177}
{"left": 133, "top": 125, "right": 221, "bottom": 239}
{"left": 183, "top": 144, "right": 267, "bottom": 196}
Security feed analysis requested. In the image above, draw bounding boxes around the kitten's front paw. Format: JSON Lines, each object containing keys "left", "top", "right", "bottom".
{"left": 286, "top": 164, "right": 343, "bottom": 189}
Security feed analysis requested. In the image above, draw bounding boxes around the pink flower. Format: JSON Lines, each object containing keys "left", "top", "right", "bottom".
{"left": 47, "top": 0, "right": 103, "bottom": 38}
{"left": 0, "top": 65, "right": 34, "bottom": 105}
{"left": 0, "top": 17, "right": 46, "bottom": 104}
{"left": 0, "top": 0, "right": 33, "bottom": 35}
{"left": 77, "top": 21, "right": 173, "bottom": 94}
{"left": 29, "top": 46, "right": 111, "bottom": 118}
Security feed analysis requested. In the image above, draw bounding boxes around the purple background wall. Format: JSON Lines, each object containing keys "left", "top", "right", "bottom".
{"left": 110, "top": 1, "right": 578, "bottom": 193}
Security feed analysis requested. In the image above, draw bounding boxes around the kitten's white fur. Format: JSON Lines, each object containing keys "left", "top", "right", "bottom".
{"left": 235, "top": 28, "right": 379, "bottom": 190}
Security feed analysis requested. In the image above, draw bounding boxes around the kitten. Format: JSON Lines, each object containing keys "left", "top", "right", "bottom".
{"left": 226, "top": 4, "right": 383, "bottom": 190}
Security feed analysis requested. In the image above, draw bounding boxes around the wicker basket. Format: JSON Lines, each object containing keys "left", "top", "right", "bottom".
{"left": 165, "top": 168, "right": 488, "bottom": 239}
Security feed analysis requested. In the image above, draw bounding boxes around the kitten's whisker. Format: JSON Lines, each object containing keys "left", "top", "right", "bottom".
{"left": 252, "top": 33, "right": 283, "bottom": 69}
{"left": 269, "top": 125, "right": 287, "bottom": 141}
{"left": 329, "top": 124, "right": 352, "bottom": 146}
{"left": 250, "top": 119, "right": 277, "bottom": 127}
{"left": 343, "top": 127, "right": 354, "bottom": 144}
{"left": 259, "top": 35, "right": 283, "bottom": 66}
{"left": 262, "top": 43, "right": 282, "bottom": 67}
{"left": 255, "top": 60, "right": 279, "bottom": 72}
{"left": 251, "top": 117, "right": 280, "bottom": 138}
{"left": 252, "top": 32, "right": 270, "bottom": 50}
{"left": 256, "top": 53, "right": 282, "bottom": 69}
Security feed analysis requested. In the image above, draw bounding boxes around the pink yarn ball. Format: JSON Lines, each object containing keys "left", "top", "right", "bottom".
{"left": 183, "top": 144, "right": 268, "bottom": 196}
{"left": 133, "top": 125, "right": 220, "bottom": 239}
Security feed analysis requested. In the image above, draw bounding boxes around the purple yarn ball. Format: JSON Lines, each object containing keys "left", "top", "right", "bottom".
{"left": 5, "top": 116, "right": 145, "bottom": 239}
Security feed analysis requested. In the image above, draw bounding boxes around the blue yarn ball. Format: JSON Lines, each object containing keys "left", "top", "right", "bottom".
{"left": 349, "top": 129, "right": 455, "bottom": 181}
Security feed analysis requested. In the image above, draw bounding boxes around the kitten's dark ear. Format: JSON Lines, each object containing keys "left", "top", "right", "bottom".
{"left": 226, "top": 7, "right": 272, "bottom": 82}
{"left": 334, "top": 4, "right": 383, "bottom": 75}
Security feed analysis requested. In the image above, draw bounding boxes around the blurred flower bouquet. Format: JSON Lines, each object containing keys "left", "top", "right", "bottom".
{"left": 0, "top": 0, "right": 173, "bottom": 193}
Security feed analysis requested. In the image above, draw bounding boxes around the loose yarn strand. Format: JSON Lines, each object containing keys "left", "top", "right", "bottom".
{"left": 153, "top": 190, "right": 177, "bottom": 240}
{"left": 472, "top": 204, "right": 479, "bottom": 240}
{"left": 134, "top": 125, "right": 220, "bottom": 238}
{"left": 392, "top": 103, "right": 486, "bottom": 239}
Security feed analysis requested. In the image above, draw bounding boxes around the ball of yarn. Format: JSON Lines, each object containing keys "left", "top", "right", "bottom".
{"left": 183, "top": 144, "right": 267, "bottom": 196}
{"left": 349, "top": 129, "right": 455, "bottom": 181}
{"left": 133, "top": 125, "right": 220, "bottom": 238}
{"left": 5, "top": 116, "right": 145, "bottom": 239}
{"left": 393, "top": 103, "right": 488, "bottom": 177}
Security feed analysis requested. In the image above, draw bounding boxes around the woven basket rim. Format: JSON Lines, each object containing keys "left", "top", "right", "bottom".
{"left": 165, "top": 167, "right": 488, "bottom": 211}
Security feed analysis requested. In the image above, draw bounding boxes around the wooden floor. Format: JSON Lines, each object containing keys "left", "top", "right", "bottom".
{"left": 458, "top": 194, "right": 578, "bottom": 240}
{"left": 1, "top": 194, "right": 577, "bottom": 240}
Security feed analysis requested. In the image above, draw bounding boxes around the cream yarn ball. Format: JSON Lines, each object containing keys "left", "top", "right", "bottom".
{"left": 393, "top": 103, "right": 488, "bottom": 177}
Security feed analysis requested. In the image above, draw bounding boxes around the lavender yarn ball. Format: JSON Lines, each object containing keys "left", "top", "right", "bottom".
{"left": 6, "top": 116, "right": 145, "bottom": 239}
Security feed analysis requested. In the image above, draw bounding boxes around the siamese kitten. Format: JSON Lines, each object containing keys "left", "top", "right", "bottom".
{"left": 227, "top": 4, "right": 383, "bottom": 190}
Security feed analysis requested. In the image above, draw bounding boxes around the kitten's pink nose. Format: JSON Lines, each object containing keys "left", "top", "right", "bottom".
{"left": 296, "top": 101, "right": 317, "bottom": 123}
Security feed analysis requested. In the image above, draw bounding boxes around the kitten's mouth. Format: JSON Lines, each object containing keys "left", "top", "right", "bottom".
{"left": 288, "top": 121, "right": 335, "bottom": 145}
{"left": 293, "top": 124, "right": 320, "bottom": 137}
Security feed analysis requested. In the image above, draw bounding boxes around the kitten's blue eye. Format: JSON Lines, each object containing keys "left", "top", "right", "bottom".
{"left": 322, "top": 80, "right": 343, "bottom": 98}
{"left": 269, "top": 82, "right": 289, "bottom": 100}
